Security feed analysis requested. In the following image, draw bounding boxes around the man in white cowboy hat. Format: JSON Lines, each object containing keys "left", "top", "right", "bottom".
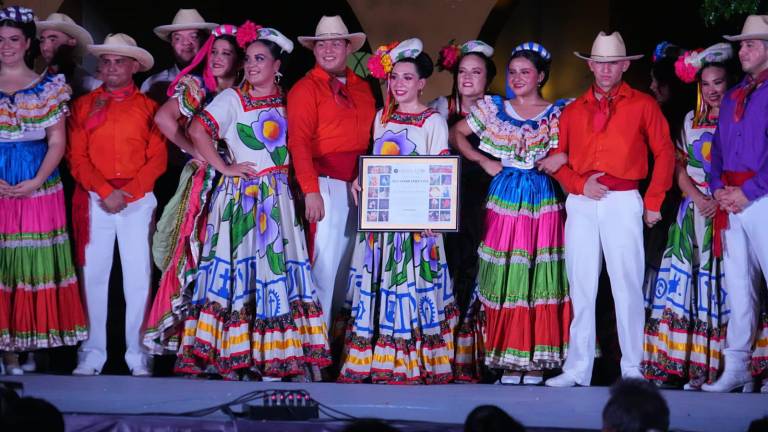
{"left": 288, "top": 15, "right": 376, "bottom": 331}
{"left": 702, "top": 15, "right": 768, "bottom": 394}
{"left": 36, "top": 12, "right": 101, "bottom": 97}
{"left": 545, "top": 31, "right": 675, "bottom": 387}
{"left": 67, "top": 33, "right": 167, "bottom": 377}
{"left": 140, "top": 8, "right": 217, "bottom": 103}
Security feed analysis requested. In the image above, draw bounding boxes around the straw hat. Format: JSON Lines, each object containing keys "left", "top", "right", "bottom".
{"left": 298, "top": 15, "right": 366, "bottom": 51}
{"left": 36, "top": 13, "right": 94, "bottom": 56}
{"left": 153, "top": 9, "right": 217, "bottom": 42}
{"left": 574, "top": 31, "right": 643, "bottom": 62}
{"left": 88, "top": 33, "right": 154, "bottom": 72}
{"left": 724, "top": 15, "right": 768, "bottom": 41}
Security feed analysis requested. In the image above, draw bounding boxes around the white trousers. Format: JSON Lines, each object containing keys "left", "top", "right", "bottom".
{"left": 562, "top": 191, "right": 646, "bottom": 385}
{"left": 312, "top": 177, "right": 356, "bottom": 330}
{"left": 78, "top": 192, "right": 156, "bottom": 372}
{"left": 722, "top": 195, "right": 768, "bottom": 373}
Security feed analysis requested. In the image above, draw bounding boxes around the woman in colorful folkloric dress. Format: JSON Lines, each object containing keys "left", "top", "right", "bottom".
{"left": 143, "top": 24, "right": 243, "bottom": 354}
{"left": 428, "top": 41, "right": 497, "bottom": 382}
{"left": 642, "top": 43, "right": 737, "bottom": 390}
{"left": 0, "top": 7, "right": 87, "bottom": 375}
{"left": 176, "top": 22, "right": 330, "bottom": 381}
{"left": 338, "top": 39, "right": 459, "bottom": 384}
{"left": 452, "top": 42, "right": 571, "bottom": 386}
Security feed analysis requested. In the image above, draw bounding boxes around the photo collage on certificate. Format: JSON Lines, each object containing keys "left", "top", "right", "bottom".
{"left": 427, "top": 164, "right": 454, "bottom": 223}
{"left": 365, "top": 164, "right": 392, "bottom": 223}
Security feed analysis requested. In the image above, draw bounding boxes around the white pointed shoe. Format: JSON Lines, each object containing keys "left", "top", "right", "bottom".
{"left": 21, "top": 353, "right": 36, "bottom": 372}
{"left": 522, "top": 374, "right": 543, "bottom": 385}
{"left": 701, "top": 371, "right": 751, "bottom": 393}
{"left": 131, "top": 366, "right": 152, "bottom": 377}
{"left": 72, "top": 364, "right": 100, "bottom": 376}
{"left": 500, "top": 371, "right": 522, "bottom": 385}
{"left": 545, "top": 372, "right": 578, "bottom": 387}
{"left": 621, "top": 369, "right": 646, "bottom": 381}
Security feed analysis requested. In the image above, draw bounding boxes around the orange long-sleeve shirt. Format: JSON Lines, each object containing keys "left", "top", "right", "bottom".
{"left": 287, "top": 65, "right": 376, "bottom": 194}
{"left": 551, "top": 82, "right": 674, "bottom": 211}
{"left": 67, "top": 87, "right": 167, "bottom": 202}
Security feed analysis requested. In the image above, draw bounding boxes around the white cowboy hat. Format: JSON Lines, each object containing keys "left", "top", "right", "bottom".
{"left": 88, "top": 33, "right": 154, "bottom": 72}
{"left": 298, "top": 15, "right": 366, "bottom": 51}
{"left": 36, "top": 13, "right": 94, "bottom": 56}
{"left": 724, "top": 15, "right": 768, "bottom": 41}
{"left": 574, "top": 31, "right": 643, "bottom": 62}
{"left": 153, "top": 9, "right": 217, "bottom": 42}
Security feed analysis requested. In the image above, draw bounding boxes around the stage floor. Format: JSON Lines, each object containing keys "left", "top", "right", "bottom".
{"left": 5, "top": 375, "right": 767, "bottom": 431}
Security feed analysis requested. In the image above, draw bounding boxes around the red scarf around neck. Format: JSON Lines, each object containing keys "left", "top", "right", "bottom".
{"left": 731, "top": 68, "right": 768, "bottom": 122}
{"left": 592, "top": 83, "right": 622, "bottom": 133}
{"left": 329, "top": 76, "right": 354, "bottom": 109}
{"left": 85, "top": 83, "right": 138, "bottom": 132}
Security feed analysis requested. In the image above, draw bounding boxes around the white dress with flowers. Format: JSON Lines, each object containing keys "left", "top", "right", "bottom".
{"left": 642, "top": 110, "right": 726, "bottom": 387}
{"left": 175, "top": 86, "right": 330, "bottom": 380}
{"left": 338, "top": 108, "right": 459, "bottom": 384}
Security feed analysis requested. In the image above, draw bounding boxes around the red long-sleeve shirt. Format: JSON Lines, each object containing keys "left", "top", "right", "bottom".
{"left": 551, "top": 82, "right": 675, "bottom": 211}
{"left": 67, "top": 87, "right": 167, "bottom": 202}
{"left": 287, "top": 65, "right": 376, "bottom": 194}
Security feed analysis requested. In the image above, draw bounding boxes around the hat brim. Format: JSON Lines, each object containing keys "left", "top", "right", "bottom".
{"left": 87, "top": 45, "right": 155, "bottom": 71}
{"left": 36, "top": 21, "right": 94, "bottom": 57}
{"left": 723, "top": 32, "right": 768, "bottom": 41}
{"left": 298, "top": 33, "right": 366, "bottom": 52}
{"left": 574, "top": 52, "right": 644, "bottom": 62}
{"left": 153, "top": 23, "right": 218, "bottom": 41}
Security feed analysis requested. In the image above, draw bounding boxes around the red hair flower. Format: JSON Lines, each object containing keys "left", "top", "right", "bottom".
{"left": 437, "top": 39, "right": 461, "bottom": 71}
{"left": 367, "top": 41, "right": 399, "bottom": 79}
{"left": 237, "top": 20, "right": 262, "bottom": 48}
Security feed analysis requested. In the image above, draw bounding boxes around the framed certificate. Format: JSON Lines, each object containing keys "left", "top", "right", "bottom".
{"left": 358, "top": 155, "right": 461, "bottom": 232}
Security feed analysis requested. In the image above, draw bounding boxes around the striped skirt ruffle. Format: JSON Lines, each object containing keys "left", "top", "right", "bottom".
{"left": 458, "top": 167, "right": 570, "bottom": 374}
{"left": 0, "top": 139, "right": 87, "bottom": 350}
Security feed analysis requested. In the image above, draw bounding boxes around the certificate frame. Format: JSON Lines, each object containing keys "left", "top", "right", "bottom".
{"left": 357, "top": 155, "right": 461, "bottom": 232}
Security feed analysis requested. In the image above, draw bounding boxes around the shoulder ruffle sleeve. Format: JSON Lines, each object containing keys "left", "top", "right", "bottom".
{"left": 0, "top": 73, "right": 71, "bottom": 139}
{"left": 173, "top": 75, "right": 206, "bottom": 119}
{"left": 473, "top": 96, "right": 568, "bottom": 168}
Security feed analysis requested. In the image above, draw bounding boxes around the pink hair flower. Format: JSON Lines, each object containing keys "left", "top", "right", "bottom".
{"left": 674, "top": 49, "right": 701, "bottom": 84}
{"left": 236, "top": 20, "right": 261, "bottom": 48}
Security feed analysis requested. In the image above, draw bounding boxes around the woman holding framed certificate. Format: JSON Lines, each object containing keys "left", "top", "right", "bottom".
{"left": 451, "top": 42, "right": 571, "bottom": 385}
{"left": 337, "top": 38, "right": 459, "bottom": 384}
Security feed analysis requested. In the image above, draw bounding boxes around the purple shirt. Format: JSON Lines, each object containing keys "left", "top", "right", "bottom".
{"left": 710, "top": 78, "right": 768, "bottom": 201}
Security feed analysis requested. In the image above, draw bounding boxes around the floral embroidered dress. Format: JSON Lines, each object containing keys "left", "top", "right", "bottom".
{"left": 458, "top": 95, "right": 571, "bottom": 376}
{"left": 643, "top": 110, "right": 727, "bottom": 387}
{"left": 174, "top": 85, "right": 331, "bottom": 380}
{"left": 338, "top": 108, "right": 459, "bottom": 384}
{"left": 0, "top": 73, "right": 87, "bottom": 350}
{"left": 144, "top": 75, "right": 220, "bottom": 353}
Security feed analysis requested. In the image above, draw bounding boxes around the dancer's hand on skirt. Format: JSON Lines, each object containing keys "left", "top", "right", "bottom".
{"left": 644, "top": 209, "right": 662, "bottom": 227}
{"left": 479, "top": 158, "right": 502, "bottom": 177}
{"left": 222, "top": 161, "right": 258, "bottom": 179}
{"left": 0, "top": 179, "right": 10, "bottom": 196}
{"left": 693, "top": 194, "right": 718, "bottom": 219}
{"left": 351, "top": 177, "right": 361, "bottom": 207}
{"left": 8, "top": 178, "right": 42, "bottom": 197}
{"left": 583, "top": 172, "right": 608, "bottom": 200}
